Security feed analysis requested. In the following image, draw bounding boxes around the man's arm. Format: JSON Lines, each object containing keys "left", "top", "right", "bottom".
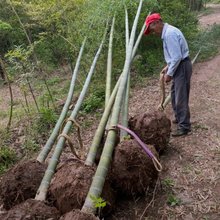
{"left": 165, "top": 33, "right": 182, "bottom": 77}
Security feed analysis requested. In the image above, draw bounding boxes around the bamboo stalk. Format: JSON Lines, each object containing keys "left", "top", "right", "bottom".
{"left": 120, "top": 12, "right": 151, "bottom": 140}
{"left": 35, "top": 31, "right": 107, "bottom": 201}
{"left": 36, "top": 37, "right": 87, "bottom": 163}
{"left": 105, "top": 16, "right": 115, "bottom": 108}
{"left": 120, "top": 6, "right": 130, "bottom": 139}
{"left": 82, "top": 0, "right": 144, "bottom": 213}
{"left": 85, "top": 76, "right": 121, "bottom": 166}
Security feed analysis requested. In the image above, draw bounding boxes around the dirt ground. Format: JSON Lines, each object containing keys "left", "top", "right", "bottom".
{"left": 0, "top": 3, "right": 220, "bottom": 220}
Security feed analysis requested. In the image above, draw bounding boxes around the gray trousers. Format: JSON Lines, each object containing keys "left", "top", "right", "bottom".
{"left": 171, "top": 58, "right": 192, "bottom": 130}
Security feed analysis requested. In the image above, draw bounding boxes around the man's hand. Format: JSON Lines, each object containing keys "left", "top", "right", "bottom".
{"left": 161, "top": 65, "right": 168, "bottom": 74}
{"left": 164, "top": 74, "right": 172, "bottom": 83}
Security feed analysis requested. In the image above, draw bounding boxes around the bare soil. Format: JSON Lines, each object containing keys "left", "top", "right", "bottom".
{"left": 49, "top": 158, "right": 115, "bottom": 216}
{"left": 128, "top": 111, "right": 171, "bottom": 153}
{"left": 0, "top": 199, "right": 60, "bottom": 220}
{"left": 60, "top": 209, "right": 99, "bottom": 220}
{"left": 199, "top": 4, "right": 220, "bottom": 28}
{"left": 110, "top": 139, "right": 158, "bottom": 196}
{"left": 0, "top": 160, "right": 46, "bottom": 210}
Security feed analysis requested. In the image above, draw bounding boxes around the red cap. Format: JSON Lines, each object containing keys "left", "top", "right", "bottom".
{"left": 144, "top": 13, "right": 161, "bottom": 35}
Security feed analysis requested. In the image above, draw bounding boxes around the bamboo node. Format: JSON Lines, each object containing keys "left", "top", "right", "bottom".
{"left": 106, "top": 125, "right": 118, "bottom": 132}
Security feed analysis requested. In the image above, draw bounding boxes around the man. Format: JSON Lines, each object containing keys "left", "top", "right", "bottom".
{"left": 144, "top": 13, "right": 192, "bottom": 137}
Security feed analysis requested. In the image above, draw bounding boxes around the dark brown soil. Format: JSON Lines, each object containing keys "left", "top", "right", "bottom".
{"left": 129, "top": 110, "right": 171, "bottom": 153}
{"left": 0, "top": 159, "right": 46, "bottom": 210}
{"left": 0, "top": 199, "right": 60, "bottom": 220}
{"left": 49, "top": 158, "right": 115, "bottom": 215}
{"left": 60, "top": 209, "right": 99, "bottom": 220}
{"left": 110, "top": 139, "right": 159, "bottom": 196}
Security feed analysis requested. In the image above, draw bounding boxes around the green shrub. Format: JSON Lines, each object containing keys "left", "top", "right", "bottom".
{"left": 190, "top": 24, "right": 220, "bottom": 61}
{"left": 22, "top": 139, "right": 39, "bottom": 155}
{"left": 167, "top": 194, "right": 181, "bottom": 206}
{"left": 35, "top": 107, "right": 58, "bottom": 134}
{"left": 81, "top": 87, "right": 105, "bottom": 113}
{"left": 0, "top": 146, "right": 17, "bottom": 174}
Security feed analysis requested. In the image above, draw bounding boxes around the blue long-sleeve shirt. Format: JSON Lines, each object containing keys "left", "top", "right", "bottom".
{"left": 161, "top": 23, "right": 189, "bottom": 77}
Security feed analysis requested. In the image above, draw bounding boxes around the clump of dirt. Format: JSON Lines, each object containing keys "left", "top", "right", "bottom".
{"left": 110, "top": 139, "right": 159, "bottom": 196}
{"left": 0, "top": 199, "right": 60, "bottom": 220}
{"left": 129, "top": 110, "right": 171, "bottom": 153}
{"left": 60, "top": 209, "right": 99, "bottom": 220}
{"left": 0, "top": 159, "right": 46, "bottom": 210}
{"left": 49, "top": 158, "right": 116, "bottom": 215}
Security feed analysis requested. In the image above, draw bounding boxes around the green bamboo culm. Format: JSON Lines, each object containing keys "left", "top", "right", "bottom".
{"left": 82, "top": 0, "right": 144, "bottom": 214}
{"left": 35, "top": 30, "right": 107, "bottom": 201}
{"left": 105, "top": 16, "right": 115, "bottom": 108}
{"left": 85, "top": 16, "right": 120, "bottom": 166}
{"left": 85, "top": 76, "right": 121, "bottom": 166}
{"left": 120, "top": 11, "right": 150, "bottom": 140}
{"left": 36, "top": 37, "right": 87, "bottom": 163}
{"left": 120, "top": 6, "right": 130, "bottom": 139}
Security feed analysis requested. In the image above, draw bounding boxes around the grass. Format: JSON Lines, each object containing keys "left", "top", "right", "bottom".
{"left": 162, "top": 178, "right": 175, "bottom": 189}
{"left": 0, "top": 110, "right": 8, "bottom": 119}
{"left": 0, "top": 146, "right": 17, "bottom": 174}
{"left": 167, "top": 194, "right": 181, "bottom": 207}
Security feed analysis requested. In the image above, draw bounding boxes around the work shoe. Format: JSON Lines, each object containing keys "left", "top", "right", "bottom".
{"left": 171, "top": 128, "right": 190, "bottom": 137}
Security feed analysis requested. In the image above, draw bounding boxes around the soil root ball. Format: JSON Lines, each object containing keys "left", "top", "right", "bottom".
{"left": 110, "top": 139, "right": 158, "bottom": 196}
{"left": 128, "top": 110, "right": 171, "bottom": 153}
{"left": 0, "top": 199, "right": 60, "bottom": 220}
{"left": 60, "top": 209, "right": 99, "bottom": 220}
{"left": 49, "top": 158, "right": 116, "bottom": 215}
{"left": 0, "top": 159, "right": 46, "bottom": 210}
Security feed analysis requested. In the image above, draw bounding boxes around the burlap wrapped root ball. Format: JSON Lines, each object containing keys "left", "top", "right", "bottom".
{"left": 129, "top": 110, "right": 171, "bottom": 153}
{"left": 60, "top": 209, "right": 99, "bottom": 220}
{"left": 0, "top": 159, "right": 46, "bottom": 210}
{"left": 110, "top": 139, "right": 159, "bottom": 196}
{"left": 0, "top": 199, "right": 60, "bottom": 220}
{"left": 49, "top": 158, "right": 116, "bottom": 216}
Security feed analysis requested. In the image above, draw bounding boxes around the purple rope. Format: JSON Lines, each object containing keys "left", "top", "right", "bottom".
{"left": 117, "top": 124, "right": 155, "bottom": 159}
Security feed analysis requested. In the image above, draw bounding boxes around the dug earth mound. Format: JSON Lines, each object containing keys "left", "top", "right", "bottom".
{"left": 110, "top": 139, "right": 159, "bottom": 196}
{"left": 129, "top": 110, "right": 171, "bottom": 153}
{"left": 0, "top": 159, "right": 46, "bottom": 210}
{"left": 0, "top": 199, "right": 60, "bottom": 220}
{"left": 49, "top": 158, "right": 116, "bottom": 216}
{"left": 60, "top": 209, "right": 99, "bottom": 220}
